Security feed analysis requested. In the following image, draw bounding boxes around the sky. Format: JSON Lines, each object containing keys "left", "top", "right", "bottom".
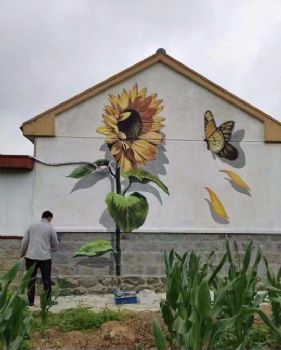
{"left": 0, "top": 0, "right": 280, "bottom": 155}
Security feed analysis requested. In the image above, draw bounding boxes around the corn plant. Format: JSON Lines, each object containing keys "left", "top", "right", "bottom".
{"left": 0, "top": 260, "right": 35, "bottom": 350}
{"left": 152, "top": 319, "right": 167, "bottom": 350}
{"left": 212, "top": 239, "right": 263, "bottom": 347}
{"left": 211, "top": 239, "right": 281, "bottom": 349}
{"left": 160, "top": 249, "right": 237, "bottom": 350}
{"left": 263, "top": 256, "right": 281, "bottom": 328}
{"left": 39, "top": 283, "right": 60, "bottom": 329}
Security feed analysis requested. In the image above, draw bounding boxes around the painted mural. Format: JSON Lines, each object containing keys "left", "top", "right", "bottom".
{"left": 204, "top": 110, "right": 251, "bottom": 223}
{"left": 204, "top": 110, "right": 238, "bottom": 160}
{"left": 96, "top": 84, "right": 166, "bottom": 171}
{"left": 68, "top": 84, "right": 169, "bottom": 274}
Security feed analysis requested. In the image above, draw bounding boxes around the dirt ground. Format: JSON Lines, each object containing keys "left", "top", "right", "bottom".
{"left": 31, "top": 304, "right": 273, "bottom": 350}
{"left": 31, "top": 311, "right": 165, "bottom": 350}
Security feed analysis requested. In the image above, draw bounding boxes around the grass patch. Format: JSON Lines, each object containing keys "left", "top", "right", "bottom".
{"left": 33, "top": 307, "right": 130, "bottom": 332}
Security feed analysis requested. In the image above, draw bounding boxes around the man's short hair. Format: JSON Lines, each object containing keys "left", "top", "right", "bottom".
{"left": 42, "top": 211, "right": 53, "bottom": 219}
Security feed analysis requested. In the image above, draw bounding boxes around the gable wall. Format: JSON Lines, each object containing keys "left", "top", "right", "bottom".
{"left": 30, "top": 63, "right": 281, "bottom": 234}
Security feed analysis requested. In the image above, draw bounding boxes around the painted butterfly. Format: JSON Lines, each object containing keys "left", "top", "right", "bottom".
{"left": 204, "top": 110, "right": 238, "bottom": 160}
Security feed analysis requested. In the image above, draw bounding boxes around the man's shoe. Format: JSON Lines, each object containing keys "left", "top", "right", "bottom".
{"left": 48, "top": 299, "right": 58, "bottom": 306}
{"left": 28, "top": 302, "right": 35, "bottom": 307}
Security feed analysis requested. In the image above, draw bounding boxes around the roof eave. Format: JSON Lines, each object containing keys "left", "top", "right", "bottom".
{"left": 21, "top": 50, "right": 281, "bottom": 142}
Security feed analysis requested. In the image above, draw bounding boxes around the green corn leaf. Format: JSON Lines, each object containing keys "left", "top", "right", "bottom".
{"left": 209, "top": 252, "right": 227, "bottom": 285}
{"left": 235, "top": 334, "right": 251, "bottom": 350}
{"left": 197, "top": 278, "right": 211, "bottom": 318}
{"left": 266, "top": 286, "right": 281, "bottom": 293}
{"left": 67, "top": 159, "right": 109, "bottom": 178}
{"left": 225, "top": 238, "right": 236, "bottom": 279}
{"left": 242, "top": 240, "right": 253, "bottom": 273}
{"left": 7, "top": 335, "right": 24, "bottom": 350}
{"left": 152, "top": 319, "right": 167, "bottom": 350}
{"left": 250, "top": 247, "right": 262, "bottom": 279}
{"left": 271, "top": 296, "right": 281, "bottom": 303}
{"left": 242, "top": 306, "right": 281, "bottom": 337}
{"left": 0, "top": 260, "right": 20, "bottom": 287}
{"left": 263, "top": 256, "right": 275, "bottom": 285}
{"left": 277, "top": 267, "right": 281, "bottom": 282}
{"left": 20, "top": 262, "right": 36, "bottom": 292}
{"left": 73, "top": 240, "right": 113, "bottom": 258}
{"left": 121, "top": 168, "right": 169, "bottom": 195}
{"left": 106, "top": 192, "right": 149, "bottom": 233}
{"left": 211, "top": 315, "right": 239, "bottom": 343}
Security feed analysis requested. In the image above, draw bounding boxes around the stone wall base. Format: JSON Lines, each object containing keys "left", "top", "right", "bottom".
{"left": 0, "top": 232, "right": 280, "bottom": 295}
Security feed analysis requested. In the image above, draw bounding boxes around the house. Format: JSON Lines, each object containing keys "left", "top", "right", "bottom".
{"left": 1, "top": 49, "right": 280, "bottom": 292}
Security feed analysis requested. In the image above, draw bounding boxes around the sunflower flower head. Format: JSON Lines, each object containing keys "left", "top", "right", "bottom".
{"left": 97, "top": 84, "right": 165, "bottom": 171}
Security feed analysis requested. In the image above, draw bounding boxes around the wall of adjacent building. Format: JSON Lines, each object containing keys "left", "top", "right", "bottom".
{"left": 0, "top": 170, "right": 33, "bottom": 235}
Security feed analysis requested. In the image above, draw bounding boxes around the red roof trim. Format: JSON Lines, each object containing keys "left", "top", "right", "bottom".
{"left": 0, "top": 235, "right": 22, "bottom": 240}
{"left": 0, "top": 155, "right": 34, "bottom": 170}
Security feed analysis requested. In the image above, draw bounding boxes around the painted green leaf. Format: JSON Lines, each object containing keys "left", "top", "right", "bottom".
{"left": 73, "top": 240, "right": 113, "bottom": 258}
{"left": 106, "top": 192, "right": 149, "bottom": 233}
{"left": 67, "top": 159, "right": 109, "bottom": 179}
{"left": 121, "top": 168, "right": 169, "bottom": 195}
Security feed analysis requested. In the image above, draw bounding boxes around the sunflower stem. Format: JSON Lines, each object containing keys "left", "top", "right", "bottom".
{"left": 108, "top": 165, "right": 116, "bottom": 178}
{"left": 123, "top": 181, "right": 132, "bottom": 196}
{"left": 115, "top": 165, "right": 121, "bottom": 276}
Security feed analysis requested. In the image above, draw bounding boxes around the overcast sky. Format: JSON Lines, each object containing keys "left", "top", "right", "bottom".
{"left": 0, "top": 0, "right": 280, "bottom": 155}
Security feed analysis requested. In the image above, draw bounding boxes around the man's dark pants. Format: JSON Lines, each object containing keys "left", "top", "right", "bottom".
{"left": 25, "top": 258, "right": 52, "bottom": 304}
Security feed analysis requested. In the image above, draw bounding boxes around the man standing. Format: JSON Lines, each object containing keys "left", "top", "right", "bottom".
{"left": 21, "top": 211, "right": 59, "bottom": 306}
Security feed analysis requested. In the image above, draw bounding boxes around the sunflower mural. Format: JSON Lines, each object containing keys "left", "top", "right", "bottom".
{"left": 68, "top": 85, "right": 169, "bottom": 275}
{"left": 97, "top": 84, "right": 165, "bottom": 171}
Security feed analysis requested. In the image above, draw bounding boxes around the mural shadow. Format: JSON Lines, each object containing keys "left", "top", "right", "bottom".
{"left": 213, "top": 129, "right": 246, "bottom": 169}
{"left": 145, "top": 144, "right": 169, "bottom": 176}
{"left": 99, "top": 208, "right": 115, "bottom": 231}
{"left": 205, "top": 199, "right": 230, "bottom": 225}
{"left": 224, "top": 178, "right": 251, "bottom": 197}
{"left": 70, "top": 168, "right": 112, "bottom": 193}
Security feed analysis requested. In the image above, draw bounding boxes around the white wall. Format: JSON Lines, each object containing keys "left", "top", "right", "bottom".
{"left": 0, "top": 171, "right": 33, "bottom": 235}
{"left": 19, "top": 63, "right": 281, "bottom": 234}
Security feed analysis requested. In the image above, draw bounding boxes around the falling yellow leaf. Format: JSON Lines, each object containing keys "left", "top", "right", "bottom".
{"left": 220, "top": 170, "right": 250, "bottom": 191}
{"left": 205, "top": 187, "right": 229, "bottom": 219}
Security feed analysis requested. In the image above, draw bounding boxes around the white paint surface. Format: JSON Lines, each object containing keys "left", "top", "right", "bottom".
{"left": 0, "top": 171, "right": 33, "bottom": 235}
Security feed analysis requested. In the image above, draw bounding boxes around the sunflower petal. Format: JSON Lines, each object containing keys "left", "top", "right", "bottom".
{"left": 139, "top": 132, "right": 163, "bottom": 144}
{"left": 119, "top": 153, "right": 133, "bottom": 172}
{"left": 205, "top": 187, "right": 229, "bottom": 219}
{"left": 96, "top": 126, "right": 112, "bottom": 135}
{"left": 132, "top": 140, "right": 157, "bottom": 160}
{"left": 111, "top": 141, "right": 122, "bottom": 156}
{"left": 119, "top": 111, "right": 132, "bottom": 121}
{"left": 139, "top": 87, "right": 147, "bottom": 98}
{"left": 118, "top": 89, "right": 129, "bottom": 109}
{"left": 129, "top": 84, "right": 138, "bottom": 102}
{"left": 220, "top": 170, "right": 250, "bottom": 191}
{"left": 109, "top": 94, "right": 119, "bottom": 108}
{"left": 103, "top": 114, "right": 117, "bottom": 127}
